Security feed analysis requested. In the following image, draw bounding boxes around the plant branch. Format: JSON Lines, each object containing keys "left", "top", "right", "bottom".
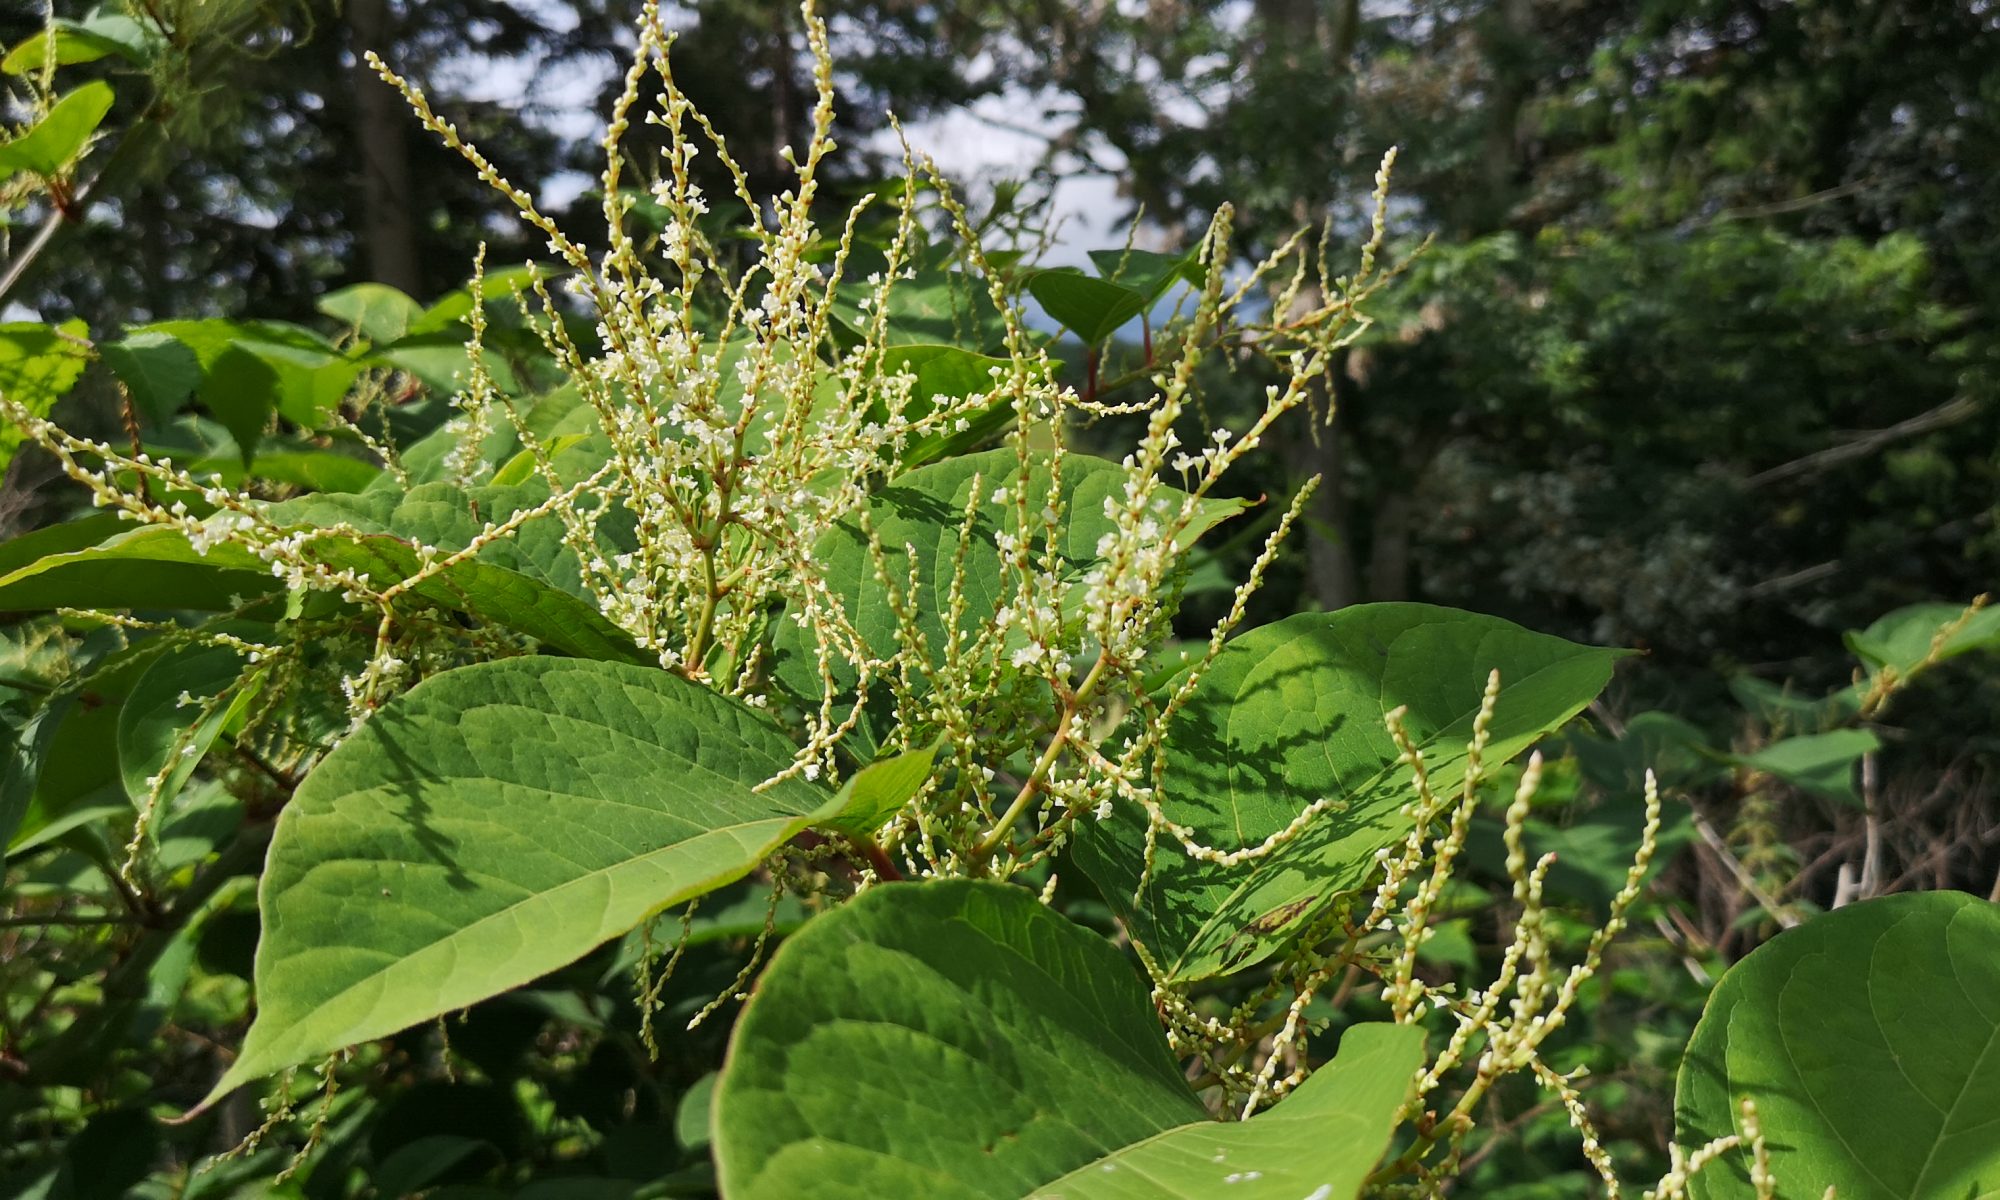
{"left": 1743, "top": 394, "right": 1979, "bottom": 489}
{"left": 0, "top": 105, "right": 163, "bottom": 307}
{"left": 1688, "top": 805, "right": 1798, "bottom": 928}
{"left": 973, "top": 651, "right": 1110, "bottom": 865}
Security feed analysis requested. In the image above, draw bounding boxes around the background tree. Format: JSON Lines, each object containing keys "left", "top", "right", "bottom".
{"left": 1, "top": 0, "right": 583, "bottom": 323}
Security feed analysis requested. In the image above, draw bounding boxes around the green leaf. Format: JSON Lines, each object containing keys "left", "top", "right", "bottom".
{"left": 1028, "top": 1022, "right": 1422, "bottom": 1200}
{"left": 201, "top": 657, "right": 844, "bottom": 1107}
{"left": 772, "top": 449, "right": 1244, "bottom": 707}
{"left": 377, "top": 333, "right": 520, "bottom": 397}
{"left": 1732, "top": 728, "right": 1879, "bottom": 805}
{"left": 3, "top": 16, "right": 155, "bottom": 73}
{"left": 0, "top": 82, "right": 114, "bottom": 182}
{"left": 1, "top": 705, "right": 44, "bottom": 852}
{"left": 1086, "top": 247, "right": 1204, "bottom": 303}
{"left": 676, "top": 1072, "right": 718, "bottom": 1152}
{"left": 260, "top": 481, "right": 646, "bottom": 664}
{"left": 832, "top": 266, "right": 1008, "bottom": 351}
{"left": 1026, "top": 269, "right": 1148, "bottom": 345}
{"left": 191, "top": 448, "right": 381, "bottom": 493}
{"left": 0, "top": 512, "right": 125, "bottom": 579}
{"left": 232, "top": 321, "right": 362, "bottom": 429}
{"left": 116, "top": 629, "right": 263, "bottom": 809}
{"left": 1072, "top": 604, "right": 1626, "bottom": 983}
{"left": 1846, "top": 601, "right": 2000, "bottom": 677}
{"left": 818, "top": 743, "right": 937, "bottom": 836}
{"left": 100, "top": 330, "right": 202, "bottom": 425}
{"left": 714, "top": 879, "right": 1421, "bottom": 1200}
{"left": 142, "top": 319, "right": 361, "bottom": 453}
{"left": 8, "top": 639, "right": 167, "bottom": 859}
{"left": 0, "top": 319, "right": 91, "bottom": 474}
{"left": 0, "top": 484, "right": 641, "bottom": 661}
{"left": 194, "top": 345, "right": 283, "bottom": 452}
{"left": 1726, "top": 674, "right": 1859, "bottom": 731}
{"left": 319, "top": 282, "right": 425, "bottom": 345}
{"left": 491, "top": 435, "right": 588, "bottom": 487}
{"left": 1675, "top": 891, "right": 2000, "bottom": 1199}
{"left": 7, "top": 697, "right": 130, "bottom": 859}
{"left": 373, "top": 1135, "right": 499, "bottom": 1196}
{"left": 1568, "top": 710, "right": 1719, "bottom": 796}
{"left": 408, "top": 264, "right": 555, "bottom": 337}
{"left": 874, "top": 343, "right": 1026, "bottom": 469}
{"left": 0, "top": 526, "right": 275, "bottom": 616}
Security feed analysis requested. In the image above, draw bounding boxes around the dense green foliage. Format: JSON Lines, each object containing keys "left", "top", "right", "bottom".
{"left": 3, "top": 1, "right": 1998, "bottom": 1198}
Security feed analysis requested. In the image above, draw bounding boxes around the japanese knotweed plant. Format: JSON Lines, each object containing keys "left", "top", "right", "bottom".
{"left": 5, "top": 2, "right": 2000, "bottom": 1197}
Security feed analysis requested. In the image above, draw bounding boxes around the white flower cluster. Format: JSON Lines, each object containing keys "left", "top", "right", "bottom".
{"left": 753, "top": 147, "right": 1412, "bottom": 885}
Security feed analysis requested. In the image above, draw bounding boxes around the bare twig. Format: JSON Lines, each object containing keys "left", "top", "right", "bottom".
{"left": 1688, "top": 806, "right": 1798, "bottom": 929}
{"left": 1744, "top": 395, "right": 1979, "bottom": 489}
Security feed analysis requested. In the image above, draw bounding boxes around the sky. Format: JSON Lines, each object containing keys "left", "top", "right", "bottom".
{"left": 432, "top": 7, "right": 1127, "bottom": 269}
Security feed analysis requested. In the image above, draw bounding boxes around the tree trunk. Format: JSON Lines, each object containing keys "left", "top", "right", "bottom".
{"left": 348, "top": 0, "right": 422, "bottom": 295}
{"left": 1473, "top": 0, "right": 1535, "bottom": 234}
{"left": 1284, "top": 414, "right": 1360, "bottom": 610}
{"left": 1366, "top": 490, "right": 1414, "bottom": 602}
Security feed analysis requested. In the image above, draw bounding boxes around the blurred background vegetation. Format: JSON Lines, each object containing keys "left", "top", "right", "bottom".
{"left": 3, "top": 0, "right": 1996, "bottom": 1194}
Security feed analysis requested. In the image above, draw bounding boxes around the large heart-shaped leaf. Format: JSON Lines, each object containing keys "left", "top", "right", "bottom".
{"left": 1072, "top": 605, "right": 1626, "bottom": 983}
{"left": 714, "top": 879, "right": 1423, "bottom": 1200}
{"left": 200, "top": 657, "right": 849, "bottom": 1108}
{"left": 771, "top": 449, "right": 1244, "bottom": 706}
{"left": 1675, "top": 891, "right": 2000, "bottom": 1199}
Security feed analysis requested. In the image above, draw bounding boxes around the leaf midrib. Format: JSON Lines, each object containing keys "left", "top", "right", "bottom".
{"left": 250, "top": 815, "right": 807, "bottom": 1071}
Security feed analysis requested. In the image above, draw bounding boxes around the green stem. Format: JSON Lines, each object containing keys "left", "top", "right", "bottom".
{"left": 972, "top": 653, "right": 1111, "bottom": 865}
{"left": 685, "top": 541, "right": 722, "bottom": 673}
{"left": 1368, "top": 1060, "right": 1499, "bottom": 1186}
{"left": 0, "top": 104, "right": 162, "bottom": 307}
